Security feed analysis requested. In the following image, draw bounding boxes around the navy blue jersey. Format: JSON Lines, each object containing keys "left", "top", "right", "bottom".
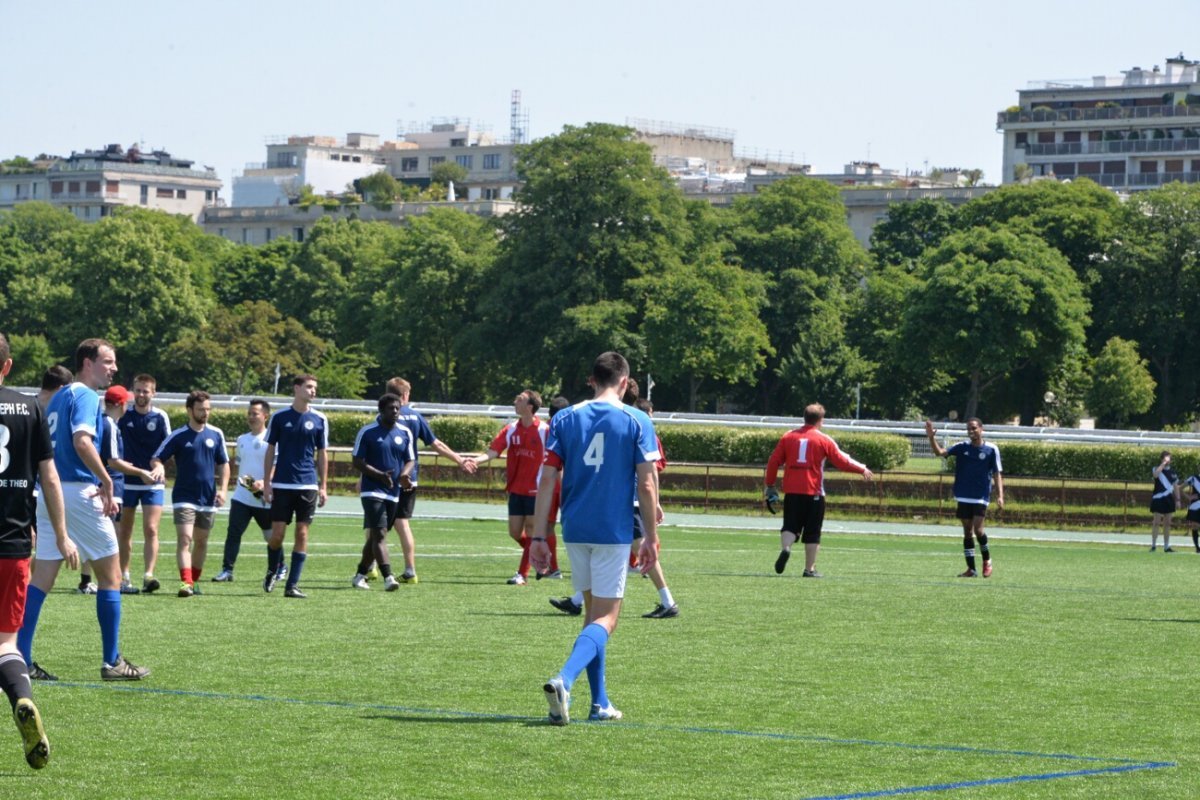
{"left": 946, "top": 441, "right": 1002, "bottom": 505}
{"left": 397, "top": 405, "right": 437, "bottom": 485}
{"left": 120, "top": 407, "right": 171, "bottom": 488}
{"left": 545, "top": 399, "right": 659, "bottom": 545}
{"left": 1184, "top": 474, "right": 1200, "bottom": 512}
{"left": 100, "top": 415, "right": 125, "bottom": 501}
{"left": 266, "top": 406, "right": 328, "bottom": 490}
{"left": 45, "top": 383, "right": 103, "bottom": 484}
{"left": 353, "top": 421, "right": 415, "bottom": 500}
{"left": 1153, "top": 466, "right": 1179, "bottom": 499}
{"left": 153, "top": 424, "right": 229, "bottom": 510}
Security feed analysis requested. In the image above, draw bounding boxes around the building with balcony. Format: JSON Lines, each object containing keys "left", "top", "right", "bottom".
{"left": 0, "top": 144, "right": 222, "bottom": 222}
{"left": 997, "top": 54, "right": 1200, "bottom": 189}
{"left": 382, "top": 120, "right": 519, "bottom": 201}
{"left": 232, "top": 133, "right": 392, "bottom": 206}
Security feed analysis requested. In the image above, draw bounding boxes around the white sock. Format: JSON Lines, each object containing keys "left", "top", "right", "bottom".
{"left": 658, "top": 587, "right": 675, "bottom": 608}
{"left": 572, "top": 591, "right": 584, "bottom": 605}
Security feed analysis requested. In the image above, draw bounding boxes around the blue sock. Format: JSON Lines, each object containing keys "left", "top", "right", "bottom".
{"left": 586, "top": 649, "right": 609, "bottom": 709}
{"left": 286, "top": 551, "right": 307, "bottom": 589}
{"left": 96, "top": 589, "right": 121, "bottom": 666}
{"left": 559, "top": 623, "right": 609, "bottom": 691}
{"left": 17, "top": 585, "right": 47, "bottom": 664}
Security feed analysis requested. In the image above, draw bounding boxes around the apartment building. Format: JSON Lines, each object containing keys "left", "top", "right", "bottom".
{"left": 997, "top": 54, "right": 1200, "bottom": 189}
{"left": 0, "top": 144, "right": 222, "bottom": 222}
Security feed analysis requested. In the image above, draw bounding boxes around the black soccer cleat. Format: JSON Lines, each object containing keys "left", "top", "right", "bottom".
{"left": 774, "top": 550, "right": 790, "bottom": 574}
{"left": 642, "top": 603, "right": 679, "bottom": 619}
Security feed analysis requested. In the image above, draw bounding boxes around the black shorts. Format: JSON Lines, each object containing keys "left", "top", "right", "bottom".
{"left": 228, "top": 500, "right": 272, "bottom": 539}
{"left": 394, "top": 488, "right": 417, "bottom": 520}
{"left": 782, "top": 494, "right": 825, "bottom": 544}
{"left": 955, "top": 502, "right": 988, "bottom": 520}
{"left": 507, "top": 493, "right": 537, "bottom": 517}
{"left": 632, "top": 505, "right": 645, "bottom": 540}
{"left": 1186, "top": 508, "right": 1200, "bottom": 525}
{"left": 1150, "top": 495, "right": 1176, "bottom": 515}
{"left": 270, "top": 489, "right": 318, "bottom": 525}
{"left": 362, "top": 497, "right": 399, "bottom": 531}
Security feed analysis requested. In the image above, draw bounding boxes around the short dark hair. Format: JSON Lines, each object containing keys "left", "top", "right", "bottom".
{"left": 41, "top": 365, "right": 73, "bottom": 391}
{"left": 75, "top": 338, "right": 113, "bottom": 370}
{"left": 378, "top": 392, "right": 402, "bottom": 412}
{"left": 635, "top": 398, "right": 653, "bottom": 414}
{"left": 293, "top": 374, "right": 317, "bottom": 386}
{"left": 249, "top": 398, "right": 270, "bottom": 414}
{"left": 186, "top": 390, "right": 211, "bottom": 410}
{"left": 966, "top": 417, "right": 983, "bottom": 428}
{"left": 803, "top": 403, "right": 826, "bottom": 426}
{"left": 592, "top": 351, "right": 629, "bottom": 389}
{"left": 0, "top": 332, "right": 9, "bottom": 365}
{"left": 521, "top": 390, "right": 542, "bottom": 413}
{"left": 133, "top": 373, "right": 157, "bottom": 389}
{"left": 549, "top": 396, "right": 570, "bottom": 418}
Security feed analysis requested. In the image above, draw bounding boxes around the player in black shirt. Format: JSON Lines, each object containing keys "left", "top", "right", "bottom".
{"left": 0, "top": 333, "right": 78, "bottom": 768}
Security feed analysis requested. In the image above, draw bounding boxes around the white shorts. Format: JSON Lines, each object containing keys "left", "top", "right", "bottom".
{"left": 566, "top": 542, "right": 630, "bottom": 600}
{"left": 36, "top": 481, "right": 119, "bottom": 562}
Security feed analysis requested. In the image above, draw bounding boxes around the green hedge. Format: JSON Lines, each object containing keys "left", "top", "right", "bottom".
{"left": 997, "top": 442, "right": 1200, "bottom": 481}
{"left": 428, "top": 416, "right": 499, "bottom": 453}
{"left": 656, "top": 425, "right": 910, "bottom": 471}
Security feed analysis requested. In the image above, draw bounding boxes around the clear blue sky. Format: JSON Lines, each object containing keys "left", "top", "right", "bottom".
{"left": 4, "top": 0, "right": 1197, "bottom": 191}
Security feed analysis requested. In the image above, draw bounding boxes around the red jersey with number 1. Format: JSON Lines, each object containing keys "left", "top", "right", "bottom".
{"left": 764, "top": 425, "right": 867, "bottom": 497}
{"left": 489, "top": 417, "right": 548, "bottom": 496}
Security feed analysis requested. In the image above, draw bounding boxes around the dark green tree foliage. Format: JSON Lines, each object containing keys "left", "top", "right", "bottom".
{"left": 213, "top": 239, "right": 299, "bottom": 306}
{"left": 1087, "top": 337, "right": 1156, "bottom": 427}
{"left": 1090, "top": 183, "right": 1200, "bottom": 425}
{"left": 481, "top": 123, "right": 690, "bottom": 395}
{"left": 869, "top": 197, "right": 958, "bottom": 270}
{"left": 899, "top": 227, "right": 1089, "bottom": 420}
{"left": 4, "top": 334, "right": 64, "bottom": 387}
{"left": 728, "top": 176, "right": 870, "bottom": 414}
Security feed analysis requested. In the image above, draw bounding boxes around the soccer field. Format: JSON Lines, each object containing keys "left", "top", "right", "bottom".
{"left": 9, "top": 514, "right": 1195, "bottom": 799}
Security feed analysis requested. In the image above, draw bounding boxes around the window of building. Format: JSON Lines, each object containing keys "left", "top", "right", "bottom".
{"left": 1037, "top": 132, "right": 1055, "bottom": 144}
{"left": 428, "top": 156, "right": 446, "bottom": 167}
{"left": 1139, "top": 161, "right": 1159, "bottom": 173}
{"left": 1103, "top": 161, "right": 1126, "bottom": 174}
{"left": 1062, "top": 131, "right": 1081, "bottom": 143}
{"left": 106, "top": 180, "right": 119, "bottom": 195}
{"left": 482, "top": 187, "right": 500, "bottom": 199}
{"left": 85, "top": 180, "right": 100, "bottom": 195}
{"left": 31, "top": 183, "right": 38, "bottom": 198}
{"left": 242, "top": 228, "right": 251, "bottom": 244}
{"left": 1077, "top": 161, "right": 1102, "bottom": 175}
{"left": 140, "top": 185, "right": 148, "bottom": 204}
{"left": 274, "top": 152, "right": 298, "bottom": 168}
{"left": 450, "top": 138, "right": 466, "bottom": 147}
{"left": 50, "top": 181, "right": 63, "bottom": 196}
{"left": 1014, "top": 133, "right": 1028, "bottom": 147}
{"left": 456, "top": 155, "right": 473, "bottom": 169}
{"left": 156, "top": 187, "right": 174, "bottom": 198}
{"left": 68, "top": 181, "right": 80, "bottom": 194}
{"left": 218, "top": 228, "right": 227, "bottom": 238}
{"left": 205, "top": 189, "right": 214, "bottom": 202}
{"left": 1192, "top": 160, "right": 1200, "bottom": 172}
{"left": 400, "top": 157, "right": 418, "bottom": 172}
{"left": 265, "top": 228, "right": 273, "bottom": 242}
{"left": 1052, "top": 163, "right": 1076, "bottom": 175}
{"left": 483, "top": 153, "right": 501, "bottom": 169}
{"left": 176, "top": 189, "right": 187, "bottom": 199}
{"left": 14, "top": 184, "right": 24, "bottom": 198}
{"left": 352, "top": 156, "right": 361, "bottom": 163}
{"left": 294, "top": 227, "right": 305, "bottom": 242}
{"left": 1165, "top": 159, "right": 1184, "bottom": 173}
{"left": 99, "top": 206, "right": 109, "bottom": 217}
{"left": 1088, "top": 131, "right": 1102, "bottom": 142}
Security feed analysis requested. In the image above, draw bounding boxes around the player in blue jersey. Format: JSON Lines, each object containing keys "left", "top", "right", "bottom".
{"left": 100, "top": 386, "right": 156, "bottom": 544}
{"left": 351, "top": 394, "right": 416, "bottom": 591}
{"left": 18, "top": 338, "right": 149, "bottom": 681}
{"left": 0, "top": 331, "right": 76, "bottom": 768}
{"left": 381, "top": 377, "right": 476, "bottom": 583}
{"left": 151, "top": 391, "right": 230, "bottom": 597}
{"left": 530, "top": 352, "right": 660, "bottom": 725}
{"left": 263, "top": 375, "right": 328, "bottom": 598}
{"left": 117, "top": 374, "right": 170, "bottom": 593}
{"left": 926, "top": 418, "right": 1004, "bottom": 578}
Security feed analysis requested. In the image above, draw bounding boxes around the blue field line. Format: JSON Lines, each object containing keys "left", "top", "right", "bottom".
{"left": 48, "top": 681, "right": 1175, "bottom": 797}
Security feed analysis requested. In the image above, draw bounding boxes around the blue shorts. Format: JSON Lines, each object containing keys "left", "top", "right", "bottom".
{"left": 123, "top": 487, "right": 164, "bottom": 508}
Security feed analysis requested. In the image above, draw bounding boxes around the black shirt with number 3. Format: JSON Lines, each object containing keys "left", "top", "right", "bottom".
{"left": 0, "top": 385, "right": 53, "bottom": 559}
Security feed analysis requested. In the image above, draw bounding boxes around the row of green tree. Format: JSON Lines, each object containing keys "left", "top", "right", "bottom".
{"left": 1, "top": 123, "right": 1195, "bottom": 427}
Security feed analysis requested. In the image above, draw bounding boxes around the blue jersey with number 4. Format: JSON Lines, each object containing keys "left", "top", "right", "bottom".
{"left": 546, "top": 399, "right": 659, "bottom": 545}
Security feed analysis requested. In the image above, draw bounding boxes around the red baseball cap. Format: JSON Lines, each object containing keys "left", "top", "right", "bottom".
{"left": 104, "top": 385, "right": 132, "bottom": 406}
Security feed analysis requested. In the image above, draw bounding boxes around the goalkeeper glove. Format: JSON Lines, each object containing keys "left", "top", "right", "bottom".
{"left": 764, "top": 486, "right": 780, "bottom": 515}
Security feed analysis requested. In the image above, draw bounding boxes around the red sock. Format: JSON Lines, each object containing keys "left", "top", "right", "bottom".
{"left": 518, "top": 536, "right": 531, "bottom": 577}
{"left": 547, "top": 532, "right": 559, "bottom": 572}
{"left": 180, "top": 567, "right": 193, "bottom": 585}
{"left": 192, "top": 567, "right": 202, "bottom": 582}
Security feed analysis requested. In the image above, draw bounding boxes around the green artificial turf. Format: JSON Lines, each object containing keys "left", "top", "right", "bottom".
{"left": 7, "top": 515, "right": 1195, "bottom": 799}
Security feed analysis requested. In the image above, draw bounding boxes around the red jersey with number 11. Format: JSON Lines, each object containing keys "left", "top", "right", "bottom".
{"left": 489, "top": 417, "right": 548, "bottom": 496}
{"left": 764, "top": 425, "right": 867, "bottom": 497}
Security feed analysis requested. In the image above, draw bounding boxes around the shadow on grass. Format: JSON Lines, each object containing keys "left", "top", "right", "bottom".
{"left": 363, "top": 712, "right": 549, "bottom": 728}
{"left": 1118, "top": 617, "right": 1200, "bottom": 624}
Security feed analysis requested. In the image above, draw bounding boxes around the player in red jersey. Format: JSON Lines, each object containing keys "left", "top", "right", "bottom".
{"left": 763, "top": 403, "right": 873, "bottom": 577}
{"left": 469, "top": 390, "right": 557, "bottom": 584}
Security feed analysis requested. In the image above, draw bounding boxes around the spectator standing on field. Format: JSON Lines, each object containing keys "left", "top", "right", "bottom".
{"left": 0, "top": 331, "right": 77, "bottom": 768}
{"left": 1149, "top": 450, "right": 1180, "bottom": 553}
{"left": 213, "top": 400, "right": 273, "bottom": 583}
{"left": 925, "top": 418, "right": 1003, "bottom": 577}
{"left": 765, "top": 404, "right": 873, "bottom": 578}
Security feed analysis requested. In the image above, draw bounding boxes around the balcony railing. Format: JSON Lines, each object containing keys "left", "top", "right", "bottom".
{"left": 1127, "top": 171, "right": 1200, "bottom": 186}
{"left": 998, "top": 104, "right": 1200, "bottom": 126}
{"left": 1024, "top": 137, "right": 1200, "bottom": 156}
